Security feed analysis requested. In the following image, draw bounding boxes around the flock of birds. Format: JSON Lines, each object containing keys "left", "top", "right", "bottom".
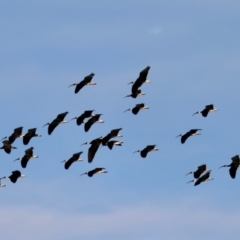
{"left": 0, "top": 66, "right": 238, "bottom": 187}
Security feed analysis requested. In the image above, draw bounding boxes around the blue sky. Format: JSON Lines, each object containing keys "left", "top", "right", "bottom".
{"left": 1, "top": 1, "right": 240, "bottom": 239}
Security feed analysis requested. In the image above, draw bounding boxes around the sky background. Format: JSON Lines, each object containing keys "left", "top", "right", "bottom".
{"left": 0, "top": 1, "right": 240, "bottom": 239}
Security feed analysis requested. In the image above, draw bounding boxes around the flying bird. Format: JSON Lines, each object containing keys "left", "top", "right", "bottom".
{"left": 128, "top": 66, "right": 150, "bottom": 94}
{"left": 23, "top": 128, "right": 41, "bottom": 145}
{"left": 61, "top": 152, "right": 83, "bottom": 169}
{"left": 134, "top": 145, "right": 158, "bottom": 158}
{"left": 219, "top": 155, "right": 240, "bottom": 179}
{"left": 176, "top": 129, "right": 202, "bottom": 144}
{"left": 81, "top": 136, "right": 103, "bottom": 163}
{"left": 102, "top": 128, "right": 122, "bottom": 146}
{"left": 44, "top": 112, "right": 68, "bottom": 135}
{"left": 71, "top": 110, "right": 94, "bottom": 126}
{"left": 84, "top": 114, "right": 104, "bottom": 132}
{"left": 0, "top": 140, "right": 17, "bottom": 154}
{"left": 2, "top": 127, "right": 24, "bottom": 144}
{"left": 69, "top": 73, "right": 96, "bottom": 94}
{"left": 14, "top": 147, "right": 38, "bottom": 168}
{"left": 107, "top": 141, "right": 123, "bottom": 150}
{"left": 187, "top": 170, "right": 213, "bottom": 186}
{"left": 192, "top": 104, "right": 218, "bottom": 117}
{"left": 125, "top": 89, "right": 145, "bottom": 98}
{"left": 186, "top": 164, "right": 208, "bottom": 179}
{"left": 124, "top": 103, "right": 149, "bottom": 115}
{"left": 80, "top": 168, "right": 107, "bottom": 177}
{"left": 1, "top": 170, "right": 26, "bottom": 183}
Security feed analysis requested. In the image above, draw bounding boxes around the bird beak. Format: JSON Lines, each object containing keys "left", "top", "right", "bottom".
{"left": 1, "top": 136, "right": 7, "bottom": 140}
{"left": 13, "top": 158, "right": 19, "bottom": 162}
{"left": 80, "top": 173, "right": 87, "bottom": 177}
{"left": 128, "top": 82, "right": 133, "bottom": 85}
{"left": 176, "top": 134, "right": 182, "bottom": 138}
{"left": 80, "top": 142, "right": 88, "bottom": 146}
{"left": 61, "top": 160, "right": 66, "bottom": 163}
{"left": 219, "top": 165, "right": 225, "bottom": 169}
{"left": 185, "top": 172, "right": 191, "bottom": 176}
{"left": 68, "top": 84, "right": 75, "bottom": 88}
{"left": 187, "top": 180, "right": 194, "bottom": 184}
{"left": 192, "top": 111, "right": 199, "bottom": 116}
{"left": 133, "top": 150, "right": 139, "bottom": 154}
{"left": 123, "top": 109, "right": 130, "bottom": 113}
{"left": 71, "top": 117, "right": 77, "bottom": 121}
{"left": 43, "top": 123, "right": 49, "bottom": 127}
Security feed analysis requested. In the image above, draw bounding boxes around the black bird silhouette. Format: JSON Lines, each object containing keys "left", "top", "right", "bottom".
{"left": 128, "top": 66, "right": 150, "bottom": 94}
{"left": 124, "top": 103, "right": 149, "bottom": 115}
{"left": 219, "top": 155, "right": 240, "bottom": 179}
{"left": 23, "top": 128, "right": 41, "bottom": 145}
{"left": 44, "top": 112, "right": 68, "bottom": 135}
{"left": 2, "top": 127, "right": 24, "bottom": 144}
{"left": 69, "top": 73, "right": 95, "bottom": 94}
{"left": 102, "top": 128, "right": 122, "bottom": 146}
{"left": 1, "top": 170, "right": 26, "bottom": 183}
{"left": 0, "top": 140, "right": 17, "bottom": 154}
{"left": 80, "top": 168, "right": 107, "bottom": 177}
{"left": 14, "top": 147, "right": 38, "bottom": 168}
{"left": 192, "top": 104, "right": 218, "bottom": 117}
{"left": 134, "top": 145, "right": 158, "bottom": 158}
{"left": 186, "top": 164, "right": 208, "bottom": 179}
{"left": 71, "top": 110, "right": 94, "bottom": 126}
{"left": 61, "top": 152, "right": 83, "bottom": 169}
{"left": 188, "top": 171, "right": 213, "bottom": 186}
{"left": 176, "top": 129, "right": 201, "bottom": 144}
{"left": 84, "top": 114, "right": 104, "bottom": 132}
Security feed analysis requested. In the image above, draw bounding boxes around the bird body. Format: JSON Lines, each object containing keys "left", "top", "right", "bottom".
{"left": 125, "top": 89, "right": 145, "bottom": 98}
{"left": 23, "top": 128, "right": 41, "bottom": 145}
{"left": 84, "top": 114, "right": 104, "bottom": 132}
{"left": 62, "top": 152, "right": 83, "bottom": 169}
{"left": 0, "top": 140, "right": 17, "bottom": 154}
{"left": 177, "top": 129, "right": 202, "bottom": 144}
{"left": 2, "top": 127, "right": 24, "bottom": 144}
{"left": 186, "top": 164, "right": 208, "bottom": 179}
{"left": 124, "top": 103, "right": 149, "bottom": 115}
{"left": 71, "top": 110, "right": 94, "bottom": 126}
{"left": 1, "top": 170, "right": 26, "bottom": 183}
{"left": 107, "top": 141, "right": 123, "bottom": 150}
{"left": 14, "top": 147, "right": 38, "bottom": 168}
{"left": 80, "top": 168, "right": 107, "bottom": 177}
{"left": 134, "top": 145, "right": 158, "bottom": 158}
{"left": 188, "top": 171, "right": 213, "bottom": 186}
{"left": 69, "top": 73, "right": 95, "bottom": 93}
{"left": 192, "top": 104, "right": 218, "bottom": 117}
{"left": 219, "top": 155, "right": 240, "bottom": 179}
{"left": 102, "top": 128, "right": 122, "bottom": 146}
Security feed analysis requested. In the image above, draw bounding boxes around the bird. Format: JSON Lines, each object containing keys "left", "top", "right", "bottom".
{"left": 102, "top": 128, "right": 123, "bottom": 146}
{"left": 81, "top": 136, "right": 103, "bottom": 163}
{"left": 176, "top": 129, "right": 202, "bottom": 144}
{"left": 219, "top": 155, "right": 240, "bottom": 179}
{"left": 192, "top": 104, "right": 218, "bottom": 117}
{"left": 23, "top": 128, "right": 41, "bottom": 145}
{"left": 84, "top": 114, "right": 104, "bottom": 132}
{"left": 0, "top": 180, "right": 6, "bottom": 187}
{"left": 107, "top": 141, "right": 123, "bottom": 150}
{"left": 0, "top": 140, "right": 17, "bottom": 154}
{"left": 186, "top": 164, "right": 208, "bottom": 179}
{"left": 187, "top": 170, "right": 213, "bottom": 186}
{"left": 124, "top": 103, "right": 149, "bottom": 115}
{"left": 44, "top": 112, "right": 68, "bottom": 135}
{"left": 80, "top": 168, "right": 107, "bottom": 177}
{"left": 128, "top": 66, "right": 150, "bottom": 94}
{"left": 14, "top": 147, "right": 38, "bottom": 168}
{"left": 61, "top": 152, "right": 83, "bottom": 169}
{"left": 68, "top": 73, "right": 96, "bottom": 94}
{"left": 71, "top": 110, "right": 94, "bottom": 126}
{"left": 1, "top": 170, "right": 26, "bottom": 183}
{"left": 133, "top": 145, "right": 158, "bottom": 158}
{"left": 2, "top": 127, "right": 24, "bottom": 144}
{"left": 125, "top": 89, "right": 145, "bottom": 98}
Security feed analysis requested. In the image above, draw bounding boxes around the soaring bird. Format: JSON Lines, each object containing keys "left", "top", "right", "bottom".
{"left": 2, "top": 127, "right": 24, "bottom": 144}
{"left": 125, "top": 89, "right": 145, "bottom": 99}
{"left": 61, "top": 152, "right": 83, "bottom": 170}
{"left": 1, "top": 170, "right": 26, "bottom": 183}
{"left": 176, "top": 129, "right": 202, "bottom": 144}
{"left": 186, "top": 164, "right": 208, "bottom": 179}
{"left": 44, "top": 112, "right": 68, "bottom": 135}
{"left": 0, "top": 140, "right": 17, "bottom": 154}
{"left": 23, "top": 128, "right": 41, "bottom": 145}
{"left": 192, "top": 104, "right": 218, "bottom": 117}
{"left": 188, "top": 171, "right": 213, "bottom": 186}
{"left": 69, "top": 73, "right": 95, "bottom": 94}
{"left": 84, "top": 114, "right": 104, "bottom": 132}
{"left": 134, "top": 145, "right": 158, "bottom": 158}
{"left": 219, "top": 155, "right": 240, "bottom": 179}
{"left": 81, "top": 136, "right": 103, "bottom": 163}
{"left": 80, "top": 168, "right": 107, "bottom": 177}
{"left": 102, "top": 128, "right": 122, "bottom": 146}
{"left": 107, "top": 141, "right": 123, "bottom": 150}
{"left": 128, "top": 66, "right": 150, "bottom": 94}
{"left": 14, "top": 147, "right": 38, "bottom": 168}
{"left": 124, "top": 103, "right": 149, "bottom": 115}
{"left": 71, "top": 110, "right": 94, "bottom": 126}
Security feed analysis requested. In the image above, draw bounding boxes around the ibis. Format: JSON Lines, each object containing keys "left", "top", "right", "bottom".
{"left": 1, "top": 170, "right": 26, "bottom": 183}
{"left": 125, "top": 89, "right": 145, "bottom": 98}
{"left": 107, "top": 141, "right": 123, "bottom": 150}
{"left": 134, "top": 145, "right": 158, "bottom": 158}
{"left": 193, "top": 104, "right": 218, "bottom": 117}
{"left": 80, "top": 168, "right": 107, "bottom": 177}
{"left": 176, "top": 129, "right": 202, "bottom": 144}
{"left": 44, "top": 112, "right": 68, "bottom": 135}
{"left": 102, "top": 128, "right": 122, "bottom": 146}
{"left": 84, "top": 114, "right": 104, "bottom": 132}
{"left": 0, "top": 140, "right": 17, "bottom": 154}
{"left": 188, "top": 170, "right": 213, "bottom": 186}
{"left": 14, "top": 147, "right": 38, "bottom": 168}
{"left": 69, "top": 73, "right": 95, "bottom": 94}
{"left": 2, "top": 127, "right": 24, "bottom": 144}
{"left": 61, "top": 152, "right": 83, "bottom": 169}
{"left": 23, "top": 128, "right": 41, "bottom": 145}
{"left": 186, "top": 164, "right": 208, "bottom": 179}
{"left": 71, "top": 110, "right": 94, "bottom": 126}
{"left": 124, "top": 103, "right": 149, "bottom": 115}
{"left": 219, "top": 155, "right": 240, "bottom": 179}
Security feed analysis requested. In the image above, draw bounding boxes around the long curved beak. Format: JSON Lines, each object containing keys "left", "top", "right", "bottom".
{"left": 43, "top": 123, "right": 49, "bottom": 127}
{"left": 128, "top": 82, "right": 134, "bottom": 85}
{"left": 80, "top": 173, "right": 87, "bottom": 177}
{"left": 123, "top": 109, "right": 130, "bottom": 113}
{"left": 133, "top": 150, "right": 139, "bottom": 154}
{"left": 1, "top": 136, "right": 7, "bottom": 140}
{"left": 13, "top": 158, "right": 19, "bottom": 162}
{"left": 185, "top": 172, "right": 191, "bottom": 176}
{"left": 80, "top": 142, "right": 88, "bottom": 146}
{"left": 219, "top": 165, "right": 225, "bottom": 169}
{"left": 187, "top": 180, "right": 194, "bottom": 184}
{"left": 192, "top": 111, "right": 198, "bottom": 116}
{"left": 71, "top": 117, "right": 77, "bottom": 121}
{"left": 68, "top": 84, "right": 75, "bottom": 88}
{"left": 176, "top": 134, "right": 182, "bottom": 138}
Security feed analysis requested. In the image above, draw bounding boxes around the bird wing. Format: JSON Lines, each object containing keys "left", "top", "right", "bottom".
{"left": 56, "top": 112, "right": 68, "bottom": 121}
{"left": 65, "top": 160, "right": 73, "bottom": 170}
{"left": 132, "top": 106, "right": 140, "bottom": 115}
{"left": 75, "top": 81, "right": 86, "bottom": 93}
{"left": 76, "top": 114, "right": 86, "bottom": 125}
{"left": 107, "top": 141, "right": 115, "bottom": 150}
{"left": 229, "top": 166, "right": 237, "bottom": 179}
{"left": 181, "top": 133, "right": 189, "bottom": 144}
{"left": 84, "top": 118, "right": 95, "bottom": 132}
{"left": 140, "top": 150, "right": 148, "bottom": 158}
{"left": 21, "top": 157, "right": 30, "bottom": 168}
{"left": 48, "top": 121, "right": 59, "bottom": 135}
{"left": 88, "top": 142, "right": 101, "bottom": 163}
{"left": 131, "top": 67, "right": 150, "bottom": 93}
{"left": 201, "top": 109, "right": 209, "bottom": 117}
{"left": 102, "top": 134, "right": 111, "bottom": 146}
